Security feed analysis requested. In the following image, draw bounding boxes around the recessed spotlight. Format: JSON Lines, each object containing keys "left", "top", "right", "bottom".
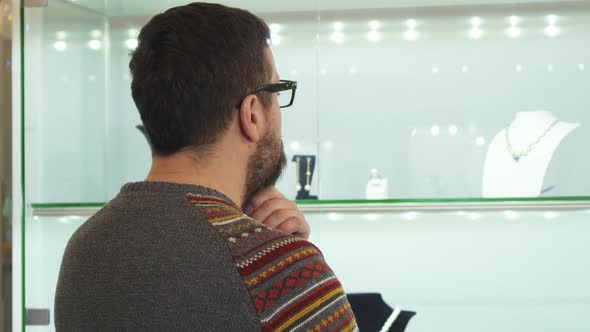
{"left": 333, "top": 21, "right": 344, "bottom": 31}
{"left": 406, "top": 19, "right": 418, "bottom": 29}
{"left": 290, "top": 141, "right": 301, "bottom": 151}
{"left": 56, "top": 31, "right": 68, "bottom": 39}
{"left": 323, "top": 140, "right": 334, "bottom": 150}
{"left": 53, "top": 41, "right": 67, "bottom": 51}
{"left": 504, "top": 210, "right": 520, "bottom": 220}
{"left": 507, "top": 26, "right": 522, "bottom": 38}
{"left": 403, "top": 212, "right": 418, "bottom": 221}
{"left": 509, "top": 15, "right": 521, "bottom": 26}
{"left": 90, "top": 29, "right": 102, "bottom": 38}
{"left": 127, "top": 28, "right": 139, "bottom": 38}
{"left": 269, "top": 23, "right": 282, "bottom": 33}
{"left": 470, "top": 17, "right": 482, "bottom": 27}
{"left": 365, "top": 213, "right": 379, "bottom": 221}
{"left": 449, "top": 125, "right": 459, "bottom": 136}
{"left": 469, "top": 28, "right": 483, "bottom": 40}
{"left": 367, "top": 30, "right": 382, "bottom": 43}
{"left": 328, "top": 213, "right": 342, "bottom": 221}
{"left": 467, "top": 212, "right": 481, "bottom": 220}
{"left": 369, "top": 20, "right": 380, "bottom": 30}
{"left": 88, "top": 39, "right": 102, "bottom": 50}
{"left": 271, "top": 33, "right": 282, "bottom": 45}
{"left": 330, "top": 31, "right": 345, "bottom": 44}
{"left": 545, "top": 25, "right": 560, "bottom": 37}
{"left": 125, "top": 38, "right": 138, "bottom": 50}
{"left": 431, "top": 125, "right": 441, "bottom": 136}
{"left": 476, "top": 136, "right": 486, "bottom": 147}
{"left": 544, "top": 211, "right": 558, "bottom": 219}
{"left": 403, "top": 29, "right": 418, "bottom": 41}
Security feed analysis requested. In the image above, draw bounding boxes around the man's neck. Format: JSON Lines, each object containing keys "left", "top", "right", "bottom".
{"left": 145, "top": 150, "right": 247, "bottom": 208}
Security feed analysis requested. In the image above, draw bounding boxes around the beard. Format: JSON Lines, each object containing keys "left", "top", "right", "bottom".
{"left": 242, "top": 131, "right": 287, "bottom": 209}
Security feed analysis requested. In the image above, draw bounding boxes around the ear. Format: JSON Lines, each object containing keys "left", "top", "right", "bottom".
{"left": 237, "top": 94, "right": 265, "bottom": 143}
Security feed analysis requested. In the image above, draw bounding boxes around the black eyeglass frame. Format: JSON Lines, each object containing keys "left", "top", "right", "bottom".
{"left": 238, "top": 79, "right": 298, "bottom": 109}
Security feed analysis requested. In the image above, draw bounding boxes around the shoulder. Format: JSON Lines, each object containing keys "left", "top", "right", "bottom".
{"left": 187, "top": 193, "right": 358, "bottom": 331}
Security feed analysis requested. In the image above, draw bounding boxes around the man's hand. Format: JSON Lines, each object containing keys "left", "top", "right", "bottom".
{"left": 244, "top": 187, "right": 310, "bottom": 240}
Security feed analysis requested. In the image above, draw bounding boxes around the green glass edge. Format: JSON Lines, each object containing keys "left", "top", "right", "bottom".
{"left": 32, "top": 202, "right": 106, "bottom": 209}
{"left": 30, "top": 196, "right": 590, "bottom": 210}
{"left": 294, "top": 196, "right": 590, "bottom": 205}
{"left": 20, "top": 1, "right": 26, "bottom": 330}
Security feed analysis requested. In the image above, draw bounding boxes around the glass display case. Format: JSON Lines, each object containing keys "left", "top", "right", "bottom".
{"left": 22, "top": 0, "right": 590, "bottom": 203}
{"left": 16, "top": 0, "right": 590, "bottom": 331}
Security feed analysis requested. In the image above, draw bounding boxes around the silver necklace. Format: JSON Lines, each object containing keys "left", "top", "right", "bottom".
{"left": 505, "top": 119, "right": 559, "bottom": 162}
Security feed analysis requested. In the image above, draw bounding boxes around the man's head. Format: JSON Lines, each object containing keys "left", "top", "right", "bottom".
{"left": 130, "top": 3, "right": 287, "bottom": 205}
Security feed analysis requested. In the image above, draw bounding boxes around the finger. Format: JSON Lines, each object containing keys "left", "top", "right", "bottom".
{"left": 262, "top": 209, "right": 301, "bottom": 230}
{"left": 245, "top": 187, "right": 286, "bottom": 213}
{"left": 250, "top": 198, "right": 296, "bottom": 222}
{"left": 275, "top": 218, "right": 310, "bottom": 239}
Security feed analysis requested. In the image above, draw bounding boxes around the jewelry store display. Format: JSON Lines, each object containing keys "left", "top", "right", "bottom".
{"left": 295, "top": 157, "right": 302, "bottom": 191}
{"left": 292, "top": 155, "right": 318, "bottom": 200}
{"left": 366, "top": 168, "right": 389, "bottom": 199}
{"left": 505, "top": 120, "right": 559, "bottom": 162}
{"left": 304, "top": 157, "right": 312, "bottom": 192}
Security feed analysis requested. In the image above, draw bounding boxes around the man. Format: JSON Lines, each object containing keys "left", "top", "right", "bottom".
{"left": 54, "top": 3, "right": 357, "bottom": 331}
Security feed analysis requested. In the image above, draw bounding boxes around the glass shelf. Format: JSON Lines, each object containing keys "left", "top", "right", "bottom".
{"left": 24, "top": 209, "right": 590, "bottom": 331}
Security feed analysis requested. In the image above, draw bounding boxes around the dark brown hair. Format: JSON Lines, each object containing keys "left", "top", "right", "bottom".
{"left": 130, "top": 3, "right": 272, "bottom": 156}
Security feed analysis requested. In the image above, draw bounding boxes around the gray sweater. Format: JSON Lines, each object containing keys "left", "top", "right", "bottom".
{"left": 55, "top": 182, "right": 357, "bottom": 331}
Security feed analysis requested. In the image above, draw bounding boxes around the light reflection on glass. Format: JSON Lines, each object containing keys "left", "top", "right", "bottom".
{"left": 368, "top": 30, "right": 382, "bottom": 43}
{"left": 88, "top": 39, "right": 102, "bottom": 50}
{"left": 56, "top": 31, "right": 68, "bottom": 39}
{"left": 476, "top": 136, "right": 486, "bottom": 147}
{"left": 403, "top": 212, "right": 418, "bottom": 221}
{"left": 270, "top": 23, "right": 282, "bottom": 33}
{"left": 507, "top": 26, "right": 522, "bottom": 38}
{"left": 544, "top": 211, "right": 558, "bottom": 219}
{"left": 403, "top": 29, "right": 418, "bottom": 41}
{"left": 289, "top": 141, "right": 301, "bottom": 151}
{"left": 545, "top": 25, "right": 560, "bottom": 37}
{"left": 53, "top": 40, "right": 67, "bottom": 51}
{"left": 369, "top": 20, "right": 380, "bottom": 30}
{"left": 504, "top": 210, "right": 520, "bottom": 220}
{"left": 330, "top": 31, "right": 345, "bottom": 44}
{"left": 125, "top": 38, "right": 138, "bottom": 50}
{"left": 431, "top": 125, "right": 440, "bottom": 136}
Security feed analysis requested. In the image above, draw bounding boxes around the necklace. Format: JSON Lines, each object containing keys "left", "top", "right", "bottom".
{"left": 295, "top": 157, "right": 302, "bottom": 191}
{"left": 304, "top": 157, "right": 312, "bottom": 191}
{"left": 505, "top": 120, "right": 559, "bottom": 162}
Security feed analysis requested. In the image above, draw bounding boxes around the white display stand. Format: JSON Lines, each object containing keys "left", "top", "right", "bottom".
{"left": 482, "top": 111, "right": 580, "bottom": 197}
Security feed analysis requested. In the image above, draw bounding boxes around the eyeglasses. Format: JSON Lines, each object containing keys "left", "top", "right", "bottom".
{"left": 240, "top": 79, "right": 298, "bottom": 109}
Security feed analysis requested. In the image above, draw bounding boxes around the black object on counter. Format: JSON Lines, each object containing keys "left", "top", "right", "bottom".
{"left": 346, "top": 293, "right": 416, "bottom": 332}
